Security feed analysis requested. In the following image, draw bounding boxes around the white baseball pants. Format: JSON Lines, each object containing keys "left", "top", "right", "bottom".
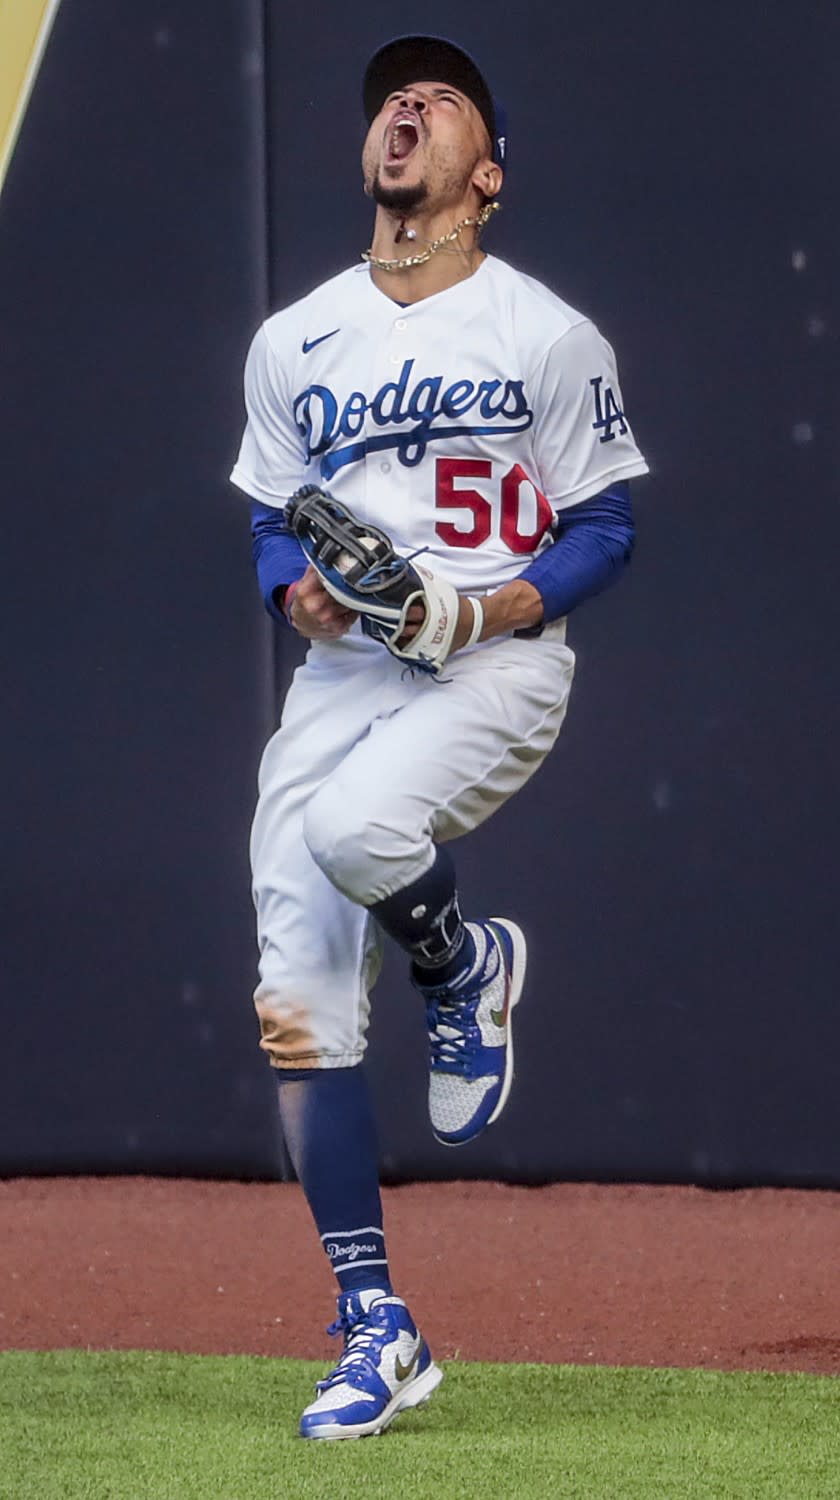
{"left": 250, "top": 622, "right": 575, "bottom": 1069}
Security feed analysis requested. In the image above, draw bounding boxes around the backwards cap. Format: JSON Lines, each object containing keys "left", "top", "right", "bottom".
{"left": 362, "top": 35, "right": 507, "bottom": 170}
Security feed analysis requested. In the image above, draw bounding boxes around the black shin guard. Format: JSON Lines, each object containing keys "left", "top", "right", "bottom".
{"left": 369, "top": 846, "right": 470, "bottom": 970}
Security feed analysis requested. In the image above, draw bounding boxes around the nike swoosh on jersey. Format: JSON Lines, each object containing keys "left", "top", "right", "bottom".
{"left": 302, "top": 328, "right": 340, "bottom": 354}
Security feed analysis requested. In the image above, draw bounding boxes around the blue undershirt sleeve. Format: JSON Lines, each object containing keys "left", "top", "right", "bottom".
{"left": 250, "top": 500, "right": 308, "bottom": 621}
{"left": 519, "top": 480, "right": 635, "bottom": 623}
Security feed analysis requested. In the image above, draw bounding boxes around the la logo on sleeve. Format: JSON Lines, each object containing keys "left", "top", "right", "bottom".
{"left": 590, "top": 375, "right": 628, "bottom": 443}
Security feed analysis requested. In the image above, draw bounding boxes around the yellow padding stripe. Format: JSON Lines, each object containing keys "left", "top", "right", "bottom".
{"left": 0, "top": 0, "right": 62, "bottom": 197}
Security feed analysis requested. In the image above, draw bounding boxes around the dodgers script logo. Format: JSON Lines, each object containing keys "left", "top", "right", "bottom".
{"left": 324, "top": 1239, "right": 379, "bottom": 1263}
{"left": 294, "top": 358, "right": 534, "bottom": 479}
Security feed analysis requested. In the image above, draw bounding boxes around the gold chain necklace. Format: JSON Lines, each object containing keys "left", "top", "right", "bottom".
{"left": 362, "top": 201, "right": 500, "bottom": 272}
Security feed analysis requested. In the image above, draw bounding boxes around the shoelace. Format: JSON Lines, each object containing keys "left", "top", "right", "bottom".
{"left": 426, "top": 995, "right": 483, "bottom": 1077}
{"left": 425, "top": 950, "right": 502, "bottom": 1078}
{"left": 316, "top": 1303, "right": 393, "bottom": 1393}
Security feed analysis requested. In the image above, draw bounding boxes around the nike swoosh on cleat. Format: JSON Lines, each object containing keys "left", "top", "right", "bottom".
{"left": 491, "top": 977, "right": 511, "bottom": 1029}
{"left": 302, "top": 328, "right": 340, "bottom": 353}
{"left": 486, "top": 924, "right": 513, "bottom": 1032}
{"left": 489, "top": 930, "right": 511, "bottom": 1027}
{"left": 394, "top": 1344, "right": 422, "bottom": 1382}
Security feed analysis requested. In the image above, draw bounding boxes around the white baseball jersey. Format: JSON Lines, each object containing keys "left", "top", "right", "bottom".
{"left": 230, "top": 254, "right": 648, "bottom": 592}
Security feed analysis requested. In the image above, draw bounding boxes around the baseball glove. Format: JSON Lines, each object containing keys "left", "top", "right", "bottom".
{"left": 285, "top": 484, "right": 465, "bottom": 676}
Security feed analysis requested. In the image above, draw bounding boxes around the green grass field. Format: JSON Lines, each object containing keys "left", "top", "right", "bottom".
{"left": 1, "top": 1350, "right": 838, "bottom": 1499}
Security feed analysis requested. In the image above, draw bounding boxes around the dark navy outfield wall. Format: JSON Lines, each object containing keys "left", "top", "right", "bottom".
{"left": 0, "top": 2, "right": 283, "bottom": 1176}
{"left": 2, "top": 1, "right": 838, "bottom": 1184}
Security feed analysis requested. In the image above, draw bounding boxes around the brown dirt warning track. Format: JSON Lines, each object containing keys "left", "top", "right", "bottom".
{"left": 1, "top": 1178, "right": 839, "bottom": 1375}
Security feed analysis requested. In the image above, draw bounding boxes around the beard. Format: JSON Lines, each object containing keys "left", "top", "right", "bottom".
{"left": 372, "top": 178, "right": 429, "bottom": 214}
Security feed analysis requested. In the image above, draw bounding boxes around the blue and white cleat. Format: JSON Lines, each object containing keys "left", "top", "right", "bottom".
{"left": 299, "top": 1288, "right": 443, "bottom": 1440}
{"left": 415, "top": 919, "right": 526, "bottom": 1146}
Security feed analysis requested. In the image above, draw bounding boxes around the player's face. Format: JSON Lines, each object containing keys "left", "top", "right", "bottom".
{"left": 362, "top": 81, "right": 493, "bottom": 212}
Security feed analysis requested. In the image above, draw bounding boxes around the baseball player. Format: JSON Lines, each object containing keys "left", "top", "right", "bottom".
{"left": 230, "top": 35, "right": 647, "bottom": 1440}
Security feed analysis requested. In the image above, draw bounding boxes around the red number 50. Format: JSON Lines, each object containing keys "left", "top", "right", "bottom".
{"left": 435, "top": 458, "right": 553, "bottom": 553}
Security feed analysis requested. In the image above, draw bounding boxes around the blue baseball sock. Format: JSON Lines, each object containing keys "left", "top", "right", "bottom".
{"left": 370, "top": 845, "right": 476, "bottom": 985}
{"left": 276, "top": 1066, "right": 392, "bottom": 1297}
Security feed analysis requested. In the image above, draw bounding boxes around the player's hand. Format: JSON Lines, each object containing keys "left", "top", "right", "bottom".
{"left": 397, "top": 596, "right": 479, "bottom": 653}
{"left": 289, "top": 565, "right": 359, "bottom": 639}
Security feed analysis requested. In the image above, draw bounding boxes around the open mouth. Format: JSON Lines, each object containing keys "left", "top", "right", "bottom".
{"left": 384, "top": 112, "right": 421, "bottom": 165}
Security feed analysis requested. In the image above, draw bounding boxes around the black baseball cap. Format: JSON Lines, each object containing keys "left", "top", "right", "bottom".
{"left": 362, "top": 35, "right": 507, "bottom": 169}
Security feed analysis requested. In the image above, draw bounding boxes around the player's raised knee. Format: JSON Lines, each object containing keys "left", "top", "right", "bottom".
{"left": 303, "top": 781, "right": 415, "bottom": 904}
{"left": 302, "top": 780, "right": 369, "bottom": 896}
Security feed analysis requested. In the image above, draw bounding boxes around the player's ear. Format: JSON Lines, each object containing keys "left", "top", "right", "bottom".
{"left": 472, "top": 160, "right": 503, "bottom": 199}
